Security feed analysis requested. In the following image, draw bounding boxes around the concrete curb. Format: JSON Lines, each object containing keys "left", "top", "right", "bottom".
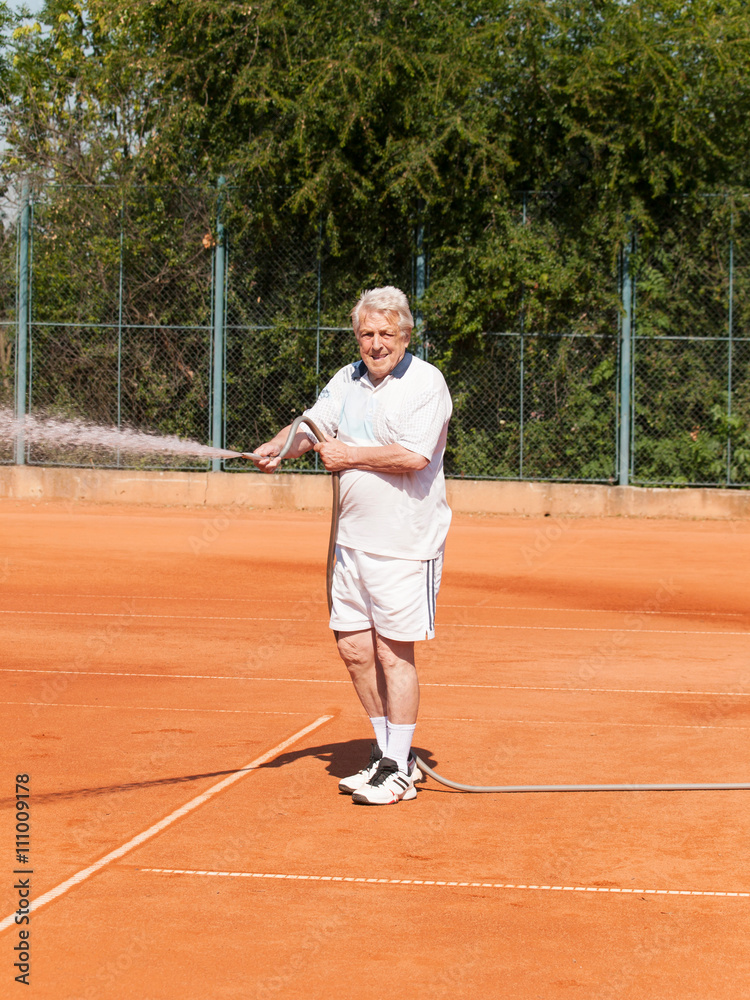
{"left": 0, "top": 465, "right": 748, "bottom": 519}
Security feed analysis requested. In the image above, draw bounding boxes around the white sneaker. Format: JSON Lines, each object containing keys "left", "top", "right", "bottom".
{"left": 338, "top": 744, "right": 383, "bottom": 794}
{"left": 352, "top": 757, "right": 417, "bottom": 805}
{"left": 407, "top": 752, "right": 423, "bottom": 785}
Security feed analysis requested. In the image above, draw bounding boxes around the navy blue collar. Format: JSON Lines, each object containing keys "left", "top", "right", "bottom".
{"left": 352, "top": 352, "right": 413, "bottom": 381}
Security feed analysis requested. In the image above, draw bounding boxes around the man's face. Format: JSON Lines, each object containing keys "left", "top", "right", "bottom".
{"left": 356, "top": 310, "right": 409, "bottom": 385}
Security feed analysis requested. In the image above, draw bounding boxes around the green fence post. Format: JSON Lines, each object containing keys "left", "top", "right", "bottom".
{"left": 519, "top": 193, "right": 527, "bottom": 479}
{"left": 727, "top": 209, "right": 734, "bottom": 485}
{"left": 314, "top": 216, "right": 323, "bottom": 471}
{"left": 14, "top": 180, "right": 31, "bottom": 466}
{"left": 211, "top": 176, "right": 226, "bottom": 472}
{"left": 315, "top": 215, "right": 322, "bottom": 392}
{"left": 618, "top": 230, "right": 634, "bottom": 487}
{"left": 116, "top": 193, "right": 125, "bottom": 468}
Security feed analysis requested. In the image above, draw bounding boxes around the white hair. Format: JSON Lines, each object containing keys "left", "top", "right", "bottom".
{"left": 351, "top": 286, "right": 414, "bottom": 340}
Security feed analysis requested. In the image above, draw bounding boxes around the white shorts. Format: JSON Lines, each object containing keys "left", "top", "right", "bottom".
{"left": 330, "top": 544, "right": 443, "bottom": 642}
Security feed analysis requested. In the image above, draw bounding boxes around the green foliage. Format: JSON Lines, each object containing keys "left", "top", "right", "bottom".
{"left": 6, "top": 1, "right": 750, "bottom": 260}
{"left": 2, "top": 2, "right": 750, "bottom": 482}
{"left": 628, "top": 195, "right": 750, "bottom": 485}
{"left": 3, "top": 2, "right": 158, "bottom": 182}
{"left": 22, "top": 185, "right": 215, "bottom": 464}
{"left": 436, "top": 333, "right": 618, "bottom": 480}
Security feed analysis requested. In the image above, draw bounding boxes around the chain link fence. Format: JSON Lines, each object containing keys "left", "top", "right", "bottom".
{"left": 11, "top": 185, "right": 215, "bottom": 468}
{"left": 426, "top": 191, "right": 620, "bottom": 480}
{"left": 431, "top": 331, "right": 618, "bottom": 481}
{"left": 631, "top": 196, "right": 750, "bottom": 486}
{"left": 2, "top": 183, "right": 748, "bottom": 486}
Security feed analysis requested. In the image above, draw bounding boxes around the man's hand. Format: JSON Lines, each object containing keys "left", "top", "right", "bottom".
{"left": 249, "top": 424, "right": 317, "bottom": 473}
{"left": 250, "top": 441, "right": 282, "bottom": 474}
{"left": 314, "top": 435, "right": 353, "bottom": 472}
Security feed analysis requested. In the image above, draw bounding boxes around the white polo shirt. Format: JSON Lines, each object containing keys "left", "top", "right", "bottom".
{"left": 303, "top": 352, "right": 452, "bottom": 560}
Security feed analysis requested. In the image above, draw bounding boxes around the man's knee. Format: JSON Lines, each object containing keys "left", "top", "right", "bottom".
{"left": 374, "top": 634, "right": 415, "bottom": 672}
{"left": 337, "top": 629, "right": 375, "bottom": 670}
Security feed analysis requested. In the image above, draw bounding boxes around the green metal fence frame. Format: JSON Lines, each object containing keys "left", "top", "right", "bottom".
{"left": 6, "top": 185, "right": 748, "bottom": 487}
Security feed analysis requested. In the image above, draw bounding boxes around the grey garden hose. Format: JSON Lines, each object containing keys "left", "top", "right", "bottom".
{"left": 277, "top": 414, "right": 339, "bottom": 617}
{"left": 273, "top": 417, "right": 750, "bottom": 794}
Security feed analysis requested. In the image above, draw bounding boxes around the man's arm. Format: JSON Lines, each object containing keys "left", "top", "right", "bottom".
{"left": 314, "top": 438, "right": 429, "bottom": 473}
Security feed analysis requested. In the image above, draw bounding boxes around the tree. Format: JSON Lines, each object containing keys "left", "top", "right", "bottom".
{"left": 2, "top": 1, "right": 750, "bottom": 481}
{"left": 2, "top": 0, "right": 157, "bottom": 183}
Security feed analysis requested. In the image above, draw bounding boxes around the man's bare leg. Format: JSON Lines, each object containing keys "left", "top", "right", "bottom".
{"left": 371, "top": 634, "right": 419, "bottom": 775}
{"left": 338, "top": 629, "right": 419, "bottom": 779}
{"left": 337, "top": 628, "right": 388, "bottom": 717}
{"left": 374, "top": 634, "right": 419, "bottom": 724}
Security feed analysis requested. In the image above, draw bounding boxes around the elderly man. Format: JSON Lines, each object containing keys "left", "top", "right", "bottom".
{"left": 253, "top": 286, "right": 452, "bottom": 805}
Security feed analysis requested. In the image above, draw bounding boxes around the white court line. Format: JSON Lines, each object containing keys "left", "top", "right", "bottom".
{"left": 0, "top": 701, "right": 306, "bottom": 716}
{"left": 15, "top": 593, "right": 324, "bottom": 604}
{"left": 0, "top": 610, "right": 303, "bottom": 623}
{"left": 1, "top": 608, "right": 747, "bottom": 636}
{"left": 0, "top": 667, "right": 350, "bottom": 684}
{"left": 441, "top": 606, "right": 743, "bottom": 617}
{"left": 422, "top": 716, "right": 750, "bottom": 731}
{"left": 138, "top": 868, "right": 750, "bottom": 898}
{"left": 11, "top": 594, "right": 743, "bottom": 616}
{"left": 443, "top": 623, "right": 750, "bottom": 636}
{"left": 6, "top": 701, "right": 743, "bottom": 731}
{"left": 3, "top": 668, "right": 749, "bottom": 701}
{"left": 422, "top": 682, "right": 750, "bottom": 697}
{"left": 0, "top": 715, "right": 333, "bottom": 935}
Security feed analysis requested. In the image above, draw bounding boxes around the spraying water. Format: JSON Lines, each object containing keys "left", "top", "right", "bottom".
{"left": 0, "top": 407, "right": 258, "bottom": 461}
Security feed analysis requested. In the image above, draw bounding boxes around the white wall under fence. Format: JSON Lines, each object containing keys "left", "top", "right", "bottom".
{"left": 1, "top": 466, "right": 749, "bottom": 520}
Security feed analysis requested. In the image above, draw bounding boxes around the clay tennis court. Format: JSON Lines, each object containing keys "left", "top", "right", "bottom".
{"left": 2, "top": 498, "right": 749, "bottom": 998}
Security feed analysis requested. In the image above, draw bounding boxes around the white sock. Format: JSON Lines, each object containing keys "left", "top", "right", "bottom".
{"left": 386, "top": 721, "right": 416, "bottom": 773}
{"left": 369, "top": 716, "right": 388, "bottom": 754}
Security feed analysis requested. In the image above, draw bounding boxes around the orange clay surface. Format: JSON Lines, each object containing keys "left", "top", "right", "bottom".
{"left": 2, "top": 498, "right": 750, "bottom": 999}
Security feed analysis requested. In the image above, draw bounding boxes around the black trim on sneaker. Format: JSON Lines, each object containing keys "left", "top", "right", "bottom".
{"left": 367, "top": 757, "right": 401, "bottom": 787}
